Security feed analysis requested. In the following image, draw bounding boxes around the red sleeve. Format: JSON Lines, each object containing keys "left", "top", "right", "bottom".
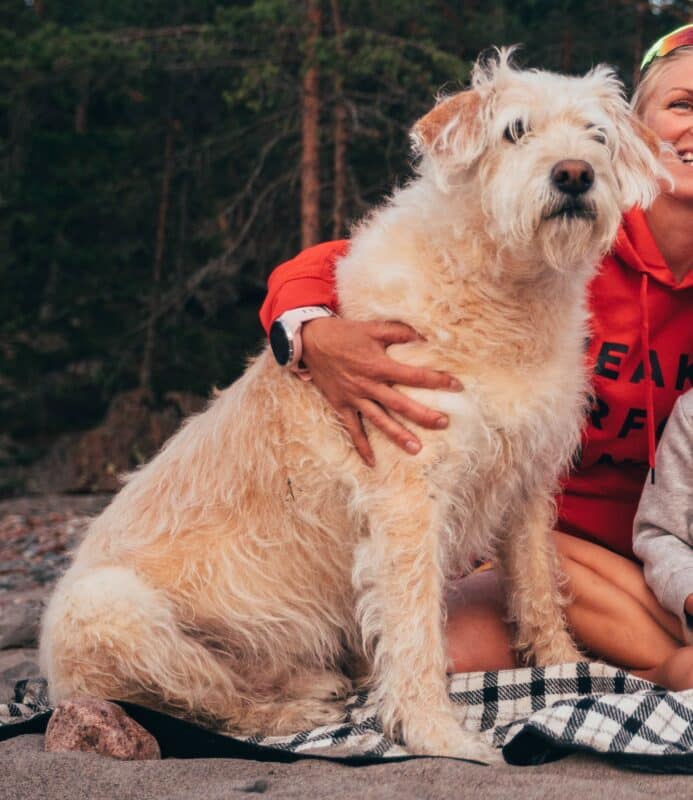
{"left": 258, "top": 240, "right": 350, "bottom": 334}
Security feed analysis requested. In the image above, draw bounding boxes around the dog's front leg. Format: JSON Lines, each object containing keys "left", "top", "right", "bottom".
{"left": 499, "top": 491, "right": 583, "bottom": 666}
{"left": 355, "top": 490, "right": 499, "bottom": 763}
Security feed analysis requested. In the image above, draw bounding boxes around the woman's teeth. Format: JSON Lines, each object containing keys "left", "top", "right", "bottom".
{"left": 681, "top": 151, "right": 693, "bottom": 164}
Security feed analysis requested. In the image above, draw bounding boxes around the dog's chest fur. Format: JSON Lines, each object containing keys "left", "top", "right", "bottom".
{"left": 334, "top": 202, "right": 591, "bottom": 571}
{"left": 398, "top": 351, "right": 586, "bottom": 572}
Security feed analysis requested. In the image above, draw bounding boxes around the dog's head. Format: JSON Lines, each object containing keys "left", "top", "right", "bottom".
{"left": 411, "top": 49, "right": 666, "bottom": 273}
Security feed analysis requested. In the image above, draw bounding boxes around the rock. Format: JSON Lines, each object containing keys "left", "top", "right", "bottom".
{"left": 25, "top": 389, "right": 206, "bottom": 493}
{"left": 0, "top": 434, "right": 37, "bottom": 500}
{"left": 45, "top": 698, "right": 161, "bottom": 760}
{"left": 163, "top": 390, "right": 207, "bottom": 418}
{"left": 0, "top": 496, "right": 110, "bottom": 592}
{"left": 0, "top": 589, "right": 46, "bottom": 649}
{"left": 0, "top": 647, "right": 40, "bottom": 700}
{"left": 233, "top": 779, "right": 270, "bottom": 793}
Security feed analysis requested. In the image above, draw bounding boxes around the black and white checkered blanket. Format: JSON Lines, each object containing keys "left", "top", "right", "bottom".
{"left": 2, "top": 663, "right": 692, "bottom": 771}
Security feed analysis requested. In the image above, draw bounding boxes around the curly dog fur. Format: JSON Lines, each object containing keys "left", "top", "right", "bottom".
{"left": 40, "top": 50, "right": 663, "bottom": 762}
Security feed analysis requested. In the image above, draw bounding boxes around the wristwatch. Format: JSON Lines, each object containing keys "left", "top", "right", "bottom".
{"left": 269, "top": 306, "right": 336, "bottom": 369}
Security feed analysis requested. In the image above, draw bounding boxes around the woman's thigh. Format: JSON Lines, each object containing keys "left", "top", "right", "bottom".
{"left": 553, "top": 531, "right": 682, "bottom": 641}
{"left": 444, "top": 532, "right": 683, "bottom": 673}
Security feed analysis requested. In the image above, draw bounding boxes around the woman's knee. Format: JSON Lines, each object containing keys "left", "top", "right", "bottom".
{"left": 445, "top": 569, "right": 516, "bottom": 672}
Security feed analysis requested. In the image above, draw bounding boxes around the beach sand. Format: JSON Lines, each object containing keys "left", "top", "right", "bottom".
{"left": 1, "top": 495, "right": 691, "bottom": 799}
{"left": 2, "top": 732, "right": 691, "bottom": 800}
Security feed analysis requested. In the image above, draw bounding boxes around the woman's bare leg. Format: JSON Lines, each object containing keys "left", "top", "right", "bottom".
{"left": 444, "top": 568, "right": 515, "bottom": 672}
{"left": 554, "top": 531, "right": 682, "bottom": 668}
{"left": 554, "top": 531, "right": 682, "bottom": 647}
{"left": 444, "top": 531, "right": 693, "bottom": 689}
{"left": 636, "top": 646, "right": 693, "bottom": 690}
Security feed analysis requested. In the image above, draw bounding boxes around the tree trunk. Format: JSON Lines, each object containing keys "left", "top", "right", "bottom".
{"left": 301, "top": 0, "right": 321, "bottom": 248}
{"left": 174, "top": 171, "right": 189, "bottom": 319}
{"left": 560, "top": 25, "right": 574, "bottom": 73}
{"left": 330, "top": 0, "right": 347, "bottom": 239}
{"left": 140, "top": 122, "right": 175, "bottom": 392}
{"left": 74, "top": 75, "right": 89, "bottom": 134}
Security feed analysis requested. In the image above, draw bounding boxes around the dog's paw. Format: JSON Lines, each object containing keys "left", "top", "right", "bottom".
{"left": 402, "top": 709, "right": 503, "bottom": 764}
{"left": 411, "top": 726, "right": 502, "bottom": 764}
{"left": 256, "top": 669, "right": 351, "bottom": 734}
{"left": 271, "top": 697, "right": 347, "bottom": 734}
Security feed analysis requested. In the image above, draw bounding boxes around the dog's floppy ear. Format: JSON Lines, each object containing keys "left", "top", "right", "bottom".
{"left": 611, "top": 113, "right": 668, "bottom": 211}
{"left": 412, "top": 91, "right": 482, "bottom": 152}
{"left": 411, "top": 90, "right": 486, "bottom": 189}
{"left": 585, "top": 67, "right": 666, "bottom": 210}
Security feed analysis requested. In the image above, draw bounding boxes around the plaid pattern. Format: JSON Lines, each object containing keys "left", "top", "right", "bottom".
{"left": 2, "top": 664, "right": 692, "bottom": 770}
{"left": 0, "top": 678, "right": 50, "bottom": 722}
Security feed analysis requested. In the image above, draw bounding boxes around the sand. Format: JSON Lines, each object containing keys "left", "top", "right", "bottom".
{"left": 2, "top": 733, "right": 692, "bottom": 800}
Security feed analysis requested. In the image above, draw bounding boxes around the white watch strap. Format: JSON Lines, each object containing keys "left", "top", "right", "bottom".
{"left": 275, "top": 305, "right": 336, "bottom": 374}
{"left": 276, "top": 305, "right": 335, "bottom": 330}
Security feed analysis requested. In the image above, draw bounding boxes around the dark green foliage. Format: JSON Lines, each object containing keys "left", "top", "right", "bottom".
{"left": 0, "top": 0, "right": 690, "bottom": 452}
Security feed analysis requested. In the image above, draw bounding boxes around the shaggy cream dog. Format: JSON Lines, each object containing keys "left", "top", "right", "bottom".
{"left": 40, "top": 51, "right": 663, "bottom": 763}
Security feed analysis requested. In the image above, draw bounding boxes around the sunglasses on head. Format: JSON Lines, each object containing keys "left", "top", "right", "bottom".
{"left": 640, "top": 24, "right": 693, "bottom": 73}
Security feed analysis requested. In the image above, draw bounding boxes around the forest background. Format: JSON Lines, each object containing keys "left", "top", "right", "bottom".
{"left": 1, "top": 0, "right": 692, "bottom": 496}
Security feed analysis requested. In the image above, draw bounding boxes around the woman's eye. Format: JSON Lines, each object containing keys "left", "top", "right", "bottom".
{"left": 503, "top": 120, "right": 527, "bottom": 142}
{"left": 669, "top": 99, "right": 693, "bottom": 110}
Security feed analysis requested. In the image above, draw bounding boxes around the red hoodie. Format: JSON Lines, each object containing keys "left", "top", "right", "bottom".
{"left": 259, "top": 208, "right": 693, "bottom": 559}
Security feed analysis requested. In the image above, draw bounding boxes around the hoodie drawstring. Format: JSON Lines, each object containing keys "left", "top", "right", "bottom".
{"left": 639, "top": 273, "right": 656, "bottom": 483}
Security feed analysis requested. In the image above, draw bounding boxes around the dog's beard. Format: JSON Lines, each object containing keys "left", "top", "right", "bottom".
{"left": 539, "top": 227, "right": 598, "bottom": 273}
{"left": 539, "top": 199, "right": 600, "bottom": 271}
{"left": 488, "top": 199, "right": 606, "bottom": 275}
{"left": 537, "top": 208, "right": 616, "bottom": 274}
{"left": 534, "top": 180, "right": 624, "bottom": 272}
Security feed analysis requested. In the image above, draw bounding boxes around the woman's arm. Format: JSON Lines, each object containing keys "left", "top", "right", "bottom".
{"left": 258, "top": 241, "right": 347, "bottom": 332}
{"left": 259, "top": 242, "right": 462, "bottom": 465}
{"left": 633, "top": 394, "right": 693, "bottom": 640}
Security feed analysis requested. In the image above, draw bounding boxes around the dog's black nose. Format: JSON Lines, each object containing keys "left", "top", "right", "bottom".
{"left": 550, "top": 160, "right": 595, "bottom": 196}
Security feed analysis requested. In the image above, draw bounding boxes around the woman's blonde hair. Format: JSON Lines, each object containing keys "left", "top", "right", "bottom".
{"left": 632, "top": 46, "right": 693, "bottom": 117}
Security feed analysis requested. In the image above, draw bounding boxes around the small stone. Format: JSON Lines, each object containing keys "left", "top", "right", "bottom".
{"left": 45, "top": 698, "right": 161, "bottom": 760}
{"left": 233, "top": 779, "right": 269, "bottom": 794}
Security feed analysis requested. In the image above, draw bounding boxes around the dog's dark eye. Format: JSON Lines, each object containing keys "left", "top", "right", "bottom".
{"left": 586, "top": 124, "right": 608, "bottom": 145}
{"left": 503, "top": 120, "right": 527, "bottom": 143}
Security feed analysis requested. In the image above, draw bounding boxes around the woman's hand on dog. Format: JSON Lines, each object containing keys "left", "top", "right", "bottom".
{"left": 301, "top": 317, "right": 462, "bottom": 466}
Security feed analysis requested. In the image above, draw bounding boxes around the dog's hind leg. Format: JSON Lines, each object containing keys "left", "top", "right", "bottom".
{"left": 355, "top": 489, "right": 500, "bottom": 763}
{"left": 40, "top": 565, "right": 349, "bottom": 735}
{"left": 499, "top": 491, "right": 583, "bottom": 666}
{"left": 40, "top": 565, "right": 253, "bottom": 728}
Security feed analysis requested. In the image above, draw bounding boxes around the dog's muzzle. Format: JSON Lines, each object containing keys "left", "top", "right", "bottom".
{"left": 544, "top": 159, "right": 597, "bottom": 221}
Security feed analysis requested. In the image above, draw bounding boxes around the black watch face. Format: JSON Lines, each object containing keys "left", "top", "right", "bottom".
{"left": 269, "top": 321, "right": 291, "bottom": 366}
